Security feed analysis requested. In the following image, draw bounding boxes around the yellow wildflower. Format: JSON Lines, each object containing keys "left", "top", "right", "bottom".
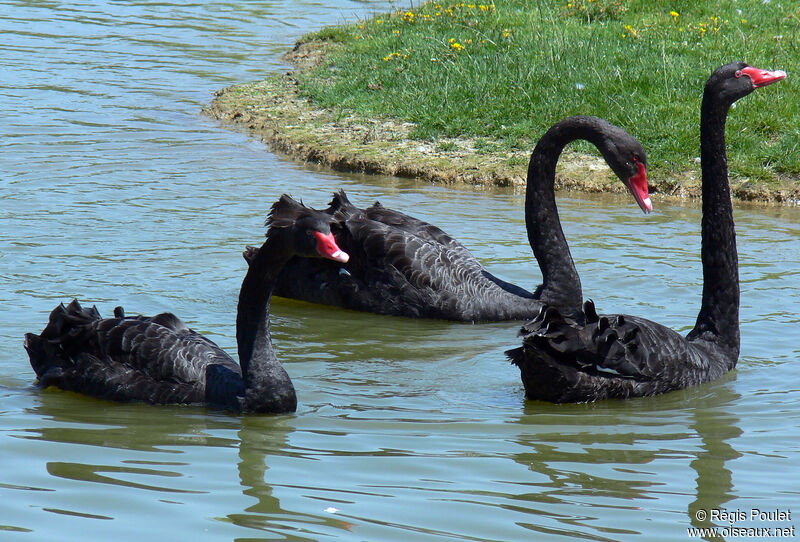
{"left": 622, "top": 24, "right": 638, "bottom": 39}
{"left": 450, "top": 41, "right": 464, "bottom": 51}
{"left": 670, "top": 11, "right": 679, "bottom": 21}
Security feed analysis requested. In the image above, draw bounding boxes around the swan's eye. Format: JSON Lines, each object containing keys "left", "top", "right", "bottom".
{"left": 735, "top": 70, "right": 743, "bottom": 78}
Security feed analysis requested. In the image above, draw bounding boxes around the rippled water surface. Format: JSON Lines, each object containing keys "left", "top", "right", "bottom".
{"left": 2, "top": 2, "right": 800, "bottom": 540}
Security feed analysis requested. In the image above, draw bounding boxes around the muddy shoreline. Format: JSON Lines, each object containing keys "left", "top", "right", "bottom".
{"left": 203, "top": 41, "right": 800, "bottom": 206}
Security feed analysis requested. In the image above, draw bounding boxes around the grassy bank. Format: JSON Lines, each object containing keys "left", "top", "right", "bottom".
{"left": 205, "top": 1, "right": 800, "bottom": 203}
{"left": 300, "top": 0, "right": 797, "bottom": 179}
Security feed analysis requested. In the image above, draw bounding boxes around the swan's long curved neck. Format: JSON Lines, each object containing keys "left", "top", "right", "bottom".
{"left": 689, "top": 93, "right": 740, "bottom": 356}
{"left": 526, "top": 117, "right": 613, "bottom": 317}
{"left": 236, "top": 236, "right": 294, "bottom": 408}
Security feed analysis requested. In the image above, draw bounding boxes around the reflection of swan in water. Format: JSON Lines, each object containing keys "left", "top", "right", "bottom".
{"left": 22, "top": 395, "right": 357, "bottom": 536}
{"left": 228, "top": 416, "right": 355, "bottom": 537}
{"left": 226, "top": 416, "right": 291, "bottom": 534}
{"left": 686, "top": 391, "right": 741, "bottom": 532}
{"left": 509, "top": 385, "right": 741, "bottom": 539}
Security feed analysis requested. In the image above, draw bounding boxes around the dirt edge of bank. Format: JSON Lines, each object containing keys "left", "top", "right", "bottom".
{"left": 203, "top": 40, "right": 800, "bottom": 206}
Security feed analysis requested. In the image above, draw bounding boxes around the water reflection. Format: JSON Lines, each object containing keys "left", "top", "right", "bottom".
{"left": 511, "top": 382, "right": 742, "bottom": 540}
{"left": 23, "top": 391, "right": 240, "bottom": 452}
{"left": 2, "top": 0, "right": 800, "bottom": 540}
{"left": 230, "top": 416, "right": 356, "bottom": 540}
{"left": 14, "top": 390, "right": 245, "bottom": 518}
{"left": 687, "top": 390, "right": 742, "bottom": 536}
{"left": 45, "top": 461, "right": 201, "bottom": 497}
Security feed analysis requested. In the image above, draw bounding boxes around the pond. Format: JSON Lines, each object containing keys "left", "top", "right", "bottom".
{"left": 1, "top": 1, "right": 799, "bottom": 540}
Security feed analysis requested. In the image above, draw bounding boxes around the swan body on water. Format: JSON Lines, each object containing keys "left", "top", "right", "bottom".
{"left": 25, "top": 196, "right": 349, "bottom": 413}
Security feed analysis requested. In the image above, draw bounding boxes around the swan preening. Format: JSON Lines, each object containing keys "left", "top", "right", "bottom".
{"left": 273, "top": 116, "right": 651, "bottom": 322}
{"left": 24, "top": 196, "right": 349, "bottom": 413}
{"left": 507, "top": 62, "right": 786, "bottom": 402}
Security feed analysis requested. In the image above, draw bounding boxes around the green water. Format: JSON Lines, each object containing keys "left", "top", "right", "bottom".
{"left": 1, "top": 1, "right": 799, "bottom": 540}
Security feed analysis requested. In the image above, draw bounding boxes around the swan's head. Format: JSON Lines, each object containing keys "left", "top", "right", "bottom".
{"left": 600, "top": 127, "right": 651, "bottom": 214}
{"left": 266, "top": 195, "right": 350, "bottom": 263}
{"left": 707, "top": 62, "right": 786, "bottom": 106}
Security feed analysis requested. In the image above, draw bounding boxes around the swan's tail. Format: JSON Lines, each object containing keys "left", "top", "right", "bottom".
{"left": 24, "top": 300, "right": 103, "bottom": 381}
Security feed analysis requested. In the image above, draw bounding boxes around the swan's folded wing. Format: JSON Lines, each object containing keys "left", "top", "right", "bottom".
{"left": 33, "top": 301, "right": 238, "bottom": 389}
{"left": 53, "top": 351, "right": 205, "bottom": 404}
{"left": 96, "top": 316, "right": 238, "bottom": 385}
{"left": 345, "top": 215, "right": 485, "bottom": 294}
{"left": 363, "top": 201, "right": 472, "bottom": 257}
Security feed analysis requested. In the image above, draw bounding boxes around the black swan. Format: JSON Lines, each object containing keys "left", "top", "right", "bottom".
{"left": 274, "top": 116, "right": 652, "bottom": 322}
{"left": 506, "top": 62, "right": 786, "bottom": 402}
{"left": 23, "top": 196, "right": 349, "bottom": 413}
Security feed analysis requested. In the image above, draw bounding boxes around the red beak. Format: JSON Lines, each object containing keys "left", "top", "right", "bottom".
{"left": 741, "top": 66, "right": 786, "bottom": 88}
{"left": 313, "top": 231, "right": 349, "bottom": 263}
{"left": 627, "top": 160, "right": 652, "bottom": 214}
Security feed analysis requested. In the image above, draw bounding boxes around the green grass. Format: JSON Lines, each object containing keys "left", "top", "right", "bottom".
{"left": 293, "top": 0, "right": 799, "bottom": 182}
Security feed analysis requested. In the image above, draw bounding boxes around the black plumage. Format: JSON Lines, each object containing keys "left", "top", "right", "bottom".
{"left": 508, "top": 62, "right": 786, "bottom": 402}
{"left": 273, "top": 116, "right": 652, "bottom": 322}
{"left": 24, "top": 196, "right": 349, "bottom": 413}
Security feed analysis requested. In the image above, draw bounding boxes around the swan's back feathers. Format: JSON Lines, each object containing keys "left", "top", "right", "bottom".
{"left": 24, "top": 300, "right": 240, "bottom": 405}
{"left": 362, "top": 200, "right": 467, "bottom": 255}
{"left": 339, "top": 214, "right": 529, "bottom": 319}
{"left": 507, "top": 300, "right": 730, "bottom": 402}
{"left": 39, "top": 350, "right": 204, "bottom": 404}
{"left": 328, "top": 190, "right": 464, "bottom": 254}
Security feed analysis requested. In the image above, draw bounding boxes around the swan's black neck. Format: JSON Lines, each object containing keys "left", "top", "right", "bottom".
{"left": 527, "top": 116, "right": 614, "bottom": 317}
{"left": 687, "top": 89, "right": 740, "bottom": 357}
{"left": 236, "top": 234, "right": 297, "bottom": 413}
